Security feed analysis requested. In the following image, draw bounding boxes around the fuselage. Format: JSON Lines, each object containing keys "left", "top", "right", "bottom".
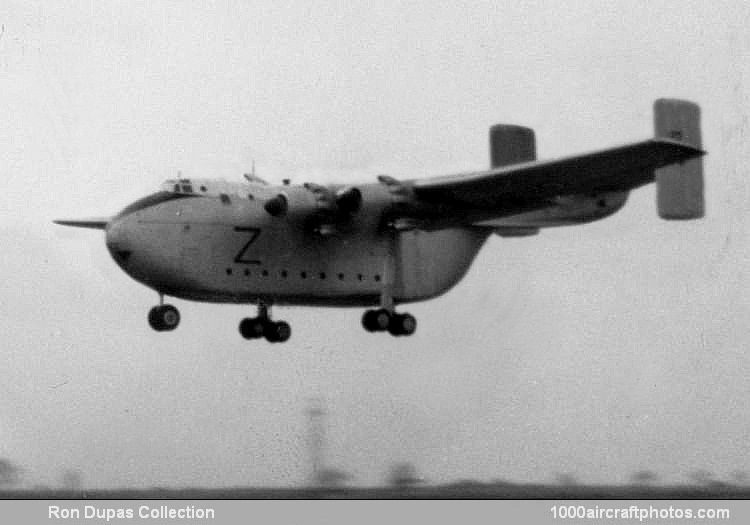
{"left": 55, "top": 99, "right": 703, "bottom": 341}
{"left": 105, "top": 179, "right": 489, "bottom": 307}
{"left": 53, "top": 98, "right": 706, "bottom": 343}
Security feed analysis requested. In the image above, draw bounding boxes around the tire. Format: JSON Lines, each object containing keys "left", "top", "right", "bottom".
{"left": 388, "top": 313, "right": 416, "bottom": 336}
{"left": 274, "top": 321, "right": 291, "bottom": 343}
{"left": 239, "top": 317, "right": 265, "bottom": 339}
{"left": 148, "top": 306, "right": 164, "bottom": 331}
{"left": 160, "top": 305, "right": 180, "bottom": 331}
{"left": 398, "top": 313, "right": 417, "bottom": 336}
{"left": 362, "top": 310, "right": 378, "bottom": 332}
{"left": 373, "top": 309, "right": 391, "bottom": 331}
{"left": 148, "top": 305, "right": 180, "bottom": 332}
{"left": 264, "top": 321, "right": 291, "bottom": 343}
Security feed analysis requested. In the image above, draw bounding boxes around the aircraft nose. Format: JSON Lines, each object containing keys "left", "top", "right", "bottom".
{"left": 105, "top": 220, "right": 132, "bottom": 265}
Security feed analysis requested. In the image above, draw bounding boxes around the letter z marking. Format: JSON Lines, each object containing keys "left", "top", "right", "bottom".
{"left": 233, "top": 227, "right": 261, "bottom": 264}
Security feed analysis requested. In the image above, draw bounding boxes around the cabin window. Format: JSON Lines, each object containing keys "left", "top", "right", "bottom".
{"left": 220, "top": 193, "right": 231, "bottom": 204}
{"left": 226, "top": 268, "right": 232, "bottom": 275}
{"left": 300, "top": 271, "right": 307, "bottom": 279}
{"left": 338, "top": 273, "right": 344, "bottom": 280}
{"left": 374, "top": 274, "right": 381, "bottom": 282}
{"left": 248, "top": 194, "right": 255, "bottom": 200}
{"left": 244, "top": 268, "right": 250, "bottom": 276}
{"left": 173, "top": 184, "right": 180, "bottom": 192}
{"left": 262, "top": 269, "right": 269, "bottom": 277}
{"left": 320, "top": 272, "right": 326, "bottom": 280}
{"left": 200, "top": 185, "right": 207, "bottom": 192}
{"left": 357, "top": 274, "right": 363, "bottom": 281}
{"left": 281, "top": 270, "right": 288, "bottom": 278}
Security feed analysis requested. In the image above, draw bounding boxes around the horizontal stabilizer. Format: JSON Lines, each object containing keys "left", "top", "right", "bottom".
{"left": 654, "top": 99, "right": 704, "bottom": 220}
{"left": 53, "top": 217, "right": 110, "bottom": 230}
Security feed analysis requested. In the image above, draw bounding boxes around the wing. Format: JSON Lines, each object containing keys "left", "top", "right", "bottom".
{"left": 412, "top": 138, "right": 704, "bottom": 218}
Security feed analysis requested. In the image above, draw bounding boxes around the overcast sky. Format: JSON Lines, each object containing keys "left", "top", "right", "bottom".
{"left": 1, "top": 1, "right": 749, "bottom": 488}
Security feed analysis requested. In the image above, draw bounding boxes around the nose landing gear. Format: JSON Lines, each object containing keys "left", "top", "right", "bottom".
{"left": 239, "top": 302, "right": 291, "bottom": 343}
{"left": 148, "top": 304, "right": 181, "bottom": 331}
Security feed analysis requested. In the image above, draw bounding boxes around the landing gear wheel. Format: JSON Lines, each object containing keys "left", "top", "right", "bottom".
{"left": 264, "top": 321, "right": 291, "bottom": 343}
{"left": 362, "top": 309, "right": 391, "bottom": 332}
{"left": 148, "top": 307, "right": 161, "bottom": 330}
{"left": 239, "top": 317, "right": 265, "bottom": 339}
{"left": 388, "top": 313, "right": 417, "bottom": 336}
{"left": 362, "top": 309, "right": 392, "bottom": 332}
{"left": 240, "top": 303, "right": 291, "bottom": 343}
{"left": 148, "top": 304, "right": 180, "bottom": 332}
{"left": 374, "top": 309, "right": 392, "bottom": 330}
{"left": 362, "top": 310, "right": 375, "bottom": 332}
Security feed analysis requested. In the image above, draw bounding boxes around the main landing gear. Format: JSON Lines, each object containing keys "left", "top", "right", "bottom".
{"left": 361, "top": 263, "right": 417, "bottom": 336}
{"left": 239, "top": 303, "right": 291, "bottom": 343}
{"left": 362, "top": 308, "right": 417, "bottom": 337}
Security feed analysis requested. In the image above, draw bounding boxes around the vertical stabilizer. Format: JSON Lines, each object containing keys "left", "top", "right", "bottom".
{"left": 489, "top": 125, "right": 536, "bottom": 168}
{"left": 654, "top": 99, "right": 704, "bottom": 219}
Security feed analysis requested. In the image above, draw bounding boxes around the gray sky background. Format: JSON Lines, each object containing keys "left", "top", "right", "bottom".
{"left": 1, "top": 1, "right": 749, "bottom": 488}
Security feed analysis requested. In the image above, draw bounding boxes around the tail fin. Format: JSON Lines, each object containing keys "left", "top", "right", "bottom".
{"left": 489, "top": 124, "right": 536, "bottom": 168}
{"left": 653, "top": 99, "right": 704, "bottom": 219}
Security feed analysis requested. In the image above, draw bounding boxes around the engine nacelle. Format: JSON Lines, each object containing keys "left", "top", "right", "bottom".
{"left": 263, "top": 187, "right": 319, "bottom": 219}
{"left": 263, "top": 194, "right": 288, "bottom": 216}
{"left": 262, "top": 184, "right": 364, "bottom": 232}
{"left": 335, "top": 186, "right": 362, "bottom": 214}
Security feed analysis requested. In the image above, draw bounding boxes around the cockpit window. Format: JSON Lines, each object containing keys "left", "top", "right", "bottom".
{"left": 181, "top": 184, "right": 193, "bottom": 193}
